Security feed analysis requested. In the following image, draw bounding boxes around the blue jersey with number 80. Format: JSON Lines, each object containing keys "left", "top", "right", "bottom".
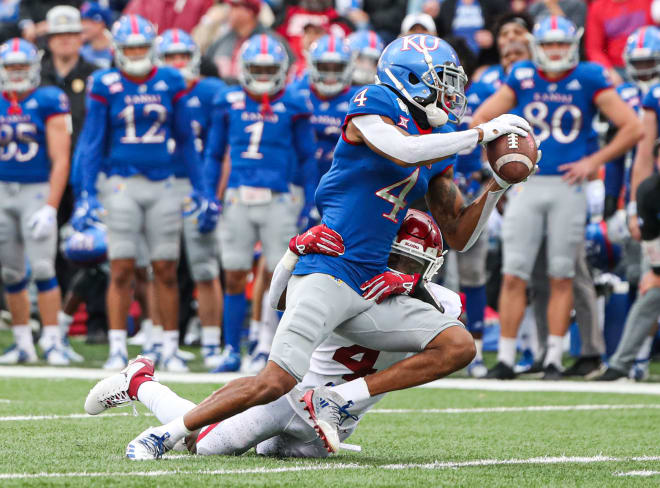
{"left": 0, "top": 86, "right": 70, "bottom": 183}
{"left": 507, "top": 60, "right": 611, "bottom": 175}
{"left": 294, "top": 84, "right": 455, "bottom": 293}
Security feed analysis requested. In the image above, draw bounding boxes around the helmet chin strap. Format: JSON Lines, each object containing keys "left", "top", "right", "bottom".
{"left": 384, "top": 68, "right": 447, "bottom": 127}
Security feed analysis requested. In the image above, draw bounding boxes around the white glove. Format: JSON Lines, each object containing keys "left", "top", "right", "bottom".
{"left": 476, "top": 114, "right": 531, "bottom": 144}
{"left": 28, "top": 205, "right": 57, "bottom": 240}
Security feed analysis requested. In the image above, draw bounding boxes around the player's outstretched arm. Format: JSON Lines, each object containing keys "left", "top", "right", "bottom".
{"left": 45, "top": 113, "right": 71, "bottom": 210}
{"left": 426, "top": 167, "right": 506, "bottom": 252}
{"left": 470, "top": 84, "right": 517, "bottom": 127}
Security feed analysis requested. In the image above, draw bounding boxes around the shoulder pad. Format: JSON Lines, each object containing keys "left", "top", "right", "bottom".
{"left": 514, "top": 67, "right": 534, "bottom": 80}
{"left": 100, "top": 71, "right": 120, "bottom": 86}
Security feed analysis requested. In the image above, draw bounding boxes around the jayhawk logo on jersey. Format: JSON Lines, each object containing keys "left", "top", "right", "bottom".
{"left": 507, "top": 60, "right": 612, "bottom": 175}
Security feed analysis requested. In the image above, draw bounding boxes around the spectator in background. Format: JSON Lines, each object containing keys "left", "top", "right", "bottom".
{"left": 356, "top": 0, "right": 407, "bottom": 43}
{"left": 0, "top": 0, "right": 21, "bottom": 43}
{"left": 276, "top": 0, "right": 338, "bottom": 63}
{"left": 204, "top": 0, "right": 268, "bottom": 83}
{"left": 529, "top": 1, "right": 587, "bottom": 29}
{"left": 400, "top": 12, "right": 437, "bottom": 36}
{"left": 437, "top": 0, "right": 509, "bottom": 66}
{"left": 123, "top": 0, "right": 213, "bottom": 33}
{"left": 586, "top": 0, "right": 655, "bottom": 85}
{"left": 291, "top": 22, "right": 325, "bottom": 78}
{"left": 80, "top": 1, "right": 113, "bottom": 68}
{"left": 19, "top": 1, "right": 83, "bottom": 44}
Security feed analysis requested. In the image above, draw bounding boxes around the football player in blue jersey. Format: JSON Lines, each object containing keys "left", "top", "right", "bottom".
{"left": 202, "top": 33, "right": 319, "bottom": 373}
{"left": 347, "top": 30, "right": 384, "bottom": 86}
{"left": 121, "top": 34, "right": 536, "bottom": 458}
{"left": 473, "top": 16, "right": 643, "bottom": 380}
{"left": 0, "top": 38, "right": 73, "bottom": 366}
{"left": 455, "top": 12, "right": 534, "bottom": 378}
{"left": 73, "top": 15, "right": 208, "bottom": 371}
{"left": 155, "top": 28, "right": 226, "bottom": 370}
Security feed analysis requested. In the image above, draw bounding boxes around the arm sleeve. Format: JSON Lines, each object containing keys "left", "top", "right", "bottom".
{"left": 173, "top": 92, "right": 205, "bottom": 194}
{"left": 585, "top": 4, "right": 611, "bottom": 68}
{"left": 202, "top": 97, "right": 228, "bottom": 199}
{"left": 292, "top": 114, "right": 319, "bottom": 207}
{"left": 79, "top": 95, "right": 109, "bottom": 197}
{"left": 268, "top": 250, "right": 299, "bottom": 311}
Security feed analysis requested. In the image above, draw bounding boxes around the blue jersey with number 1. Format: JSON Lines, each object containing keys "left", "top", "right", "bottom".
{"left": 0, "top": 86, "right": 70, "bottom": 183}
{"left": 507, "top": 60, "right": 612, "bottom": 175}
{"left": 294, "top": 84, "right": 456, "bottom": 293}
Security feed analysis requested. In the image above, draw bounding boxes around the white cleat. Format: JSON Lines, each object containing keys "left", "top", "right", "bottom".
{"left": 202, "top": 345, "right": 223, "bottom": 369}
{"left": 103, "top": 353, "right": 128, "bottom": 371}
{"left": 0, "top": 344, "right": 38, "bottom": 364}
{"left": 160, "top": 354, "right": 189, "bottom": 373}
{"left": 43, "top": 346, "right": 70, "bottom": 366}
{"left": 85, "top": 356, "right": 155, "bottom": 415}
{"left": 62, "top": 339, "right": 84, "bottom": 363}
{"left": 245, "top": 352, "right": 268, "bottom": 374}
{"left": 176, "top": 349, "right": 195, "bottom": 361}
{"left": 300, "top": 386, "right": 352, "bottom": 454}
{"left": 126, "top": 426, "right": 175, "bottom": 460}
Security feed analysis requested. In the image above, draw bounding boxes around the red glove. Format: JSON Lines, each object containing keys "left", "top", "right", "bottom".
{"left": 289, "top": 224, "right": 345, "bottom": 257}
{"left": 360, "top": 271, "right": 421, "bottom": 304}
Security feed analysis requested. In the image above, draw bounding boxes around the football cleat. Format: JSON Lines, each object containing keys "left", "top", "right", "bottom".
{"left": 245, "top": 352, "right": 268, "bottom": 374}
{"left": 210, "top": 348, "right": 241, "bottom": 373}
{"left": 630, "top": 359, "right": 650, "bottom": 382}
{"left": 513, "top": 348, "right": 535, "bottom": 374}
{"left": 562, "top": 355, "right": 602, "bottom": 378}
{"left": 160, "top": 354, "right": 189, "bottom": 373}
{"left": 202, "top": 345, "right": 222, "bottom": 369}
{"left": 126, "top": 426, "right": 174, "bottom": 460}
{"left": 103, "top": 352, "right": 128, "bottom": 371}
{"left": 300, "top": 386, "right": 346, "bottom": 453}
{"left": 593, "top": 366, "right": 629, "bottom": 382}
{"left": 176, "top": 349, "right": 195, "bottom": 361}
{"left": 467, "top": 358, "right": 488, "bottom": 378}
{"left": 43, "top": 345, "right": 70, "bottom": 366}
{"left": 542, "top": 363, "right": 563, "bottom": 381}
{"left": 62, "top": 337, "right": 84, "bottom": 363}
{"left": 485, "top": 361, "right": 516, "bottom": 380}
{"left": 0, "top": 344, "right": 38, "bottom": 364}
{"left": 140, "top": 344, "right": 161, "bottom": 365}
{"left": 85, "top": 356, "right": 155, "bottom": 415}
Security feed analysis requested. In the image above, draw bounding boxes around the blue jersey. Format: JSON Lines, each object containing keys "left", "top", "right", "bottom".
{"left": 507, "top": 60, "right": 612, "bottom": 175}
{"left": 172, "top": 77, "right": 226, "bottom": 179}
{"left": 605, "top": 82, "right": 641, "bottom": 200}
{"left": 457, "top": 79, "right": 495, "bottom": 175}
{"left": 204, "top": 85, "right": 318, "bottom": 202}
{"left": 476, "top": 64, "right": 505, "bottom": 87}
{"left": 78, "top": 66, "right": 203, "bottom": 195}
{"left": 0, "top": 86, "right": 70, "bottom": 183}
{"left": 294, "top": 84, "right": 456, "bottom": 293}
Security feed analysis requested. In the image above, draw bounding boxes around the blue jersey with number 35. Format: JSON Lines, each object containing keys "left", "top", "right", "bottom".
{"left": 294, "top": 84, "right": 455, "bottom": 293}
{"left": 0, "top": 86, "right": 70, "bottom": 183}
{"left": 507, "top": 60, "right": 612, "bottom": 175}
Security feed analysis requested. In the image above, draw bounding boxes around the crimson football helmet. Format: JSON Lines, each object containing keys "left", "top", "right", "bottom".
{"left": 390, "top": 209, "right": 444, "bottom": 281}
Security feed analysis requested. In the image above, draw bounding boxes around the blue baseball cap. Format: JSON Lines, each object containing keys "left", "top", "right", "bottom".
{"left": 80, "top": 1, "right": 113, "bottom": 27}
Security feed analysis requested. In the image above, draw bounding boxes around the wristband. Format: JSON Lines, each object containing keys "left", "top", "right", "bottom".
{"left": 491, "top": 172, "right": 511, "bottom": 190}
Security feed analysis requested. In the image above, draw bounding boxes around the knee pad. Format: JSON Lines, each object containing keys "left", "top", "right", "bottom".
{"left": 1, "top": 266, "right": 26, "bottom": 287}
{"left": 36, "top": 276, "right": 58, "bottom": 292}
{"left": 3, "top": 273, "right": 28, "bottom": 293}
{"left": 32, "top": 259, "right": 55, "bottom": 282}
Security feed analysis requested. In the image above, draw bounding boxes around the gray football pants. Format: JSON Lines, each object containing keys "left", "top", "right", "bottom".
{"left": 608, "top": 287, "right": 660, "bottom": 372}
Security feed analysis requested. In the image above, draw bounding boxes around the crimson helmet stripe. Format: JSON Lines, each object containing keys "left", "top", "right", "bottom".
{"left": 130, "top": 14, "right": 139, "bottom": 34}
{"left": 172, "top": 28, "right": 180, "bottom": 44}
{"left": 368, "top": 31, "right": 377, "bottom": 49}
{"left": 638, "top": 26, "right": 647, "bottom": 49}
{"left": 260, "top": 33, "right": 268, "bottom": 54}
{"left": 550, "top": 15, "right": 558, "bottom": 30}
{"left": 11, "top": 37, "right": 19, "bottom": 52}
{"left": 329, "top": 34, "right": 336, "bottom": 52}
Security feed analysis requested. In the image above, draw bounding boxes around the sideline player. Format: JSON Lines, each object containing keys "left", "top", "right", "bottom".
{"left": 155, "top": 28, "right": 226, "bottom": 370}
{"left": 347, "top": 30, "right": 383, "bottom": 87}
{"left": 86, "top": 210, "right": 463, "bottom": 458}
{"left": 103, "top": 34, "right": 534, "bottom": 458}
{"left": 73, "top": 15, "right": 208, "bottom": 371}
{"left": 202, "top": 33, "right": 319, "bottom": 373}
{"left": 473, "top": 16, "right": 642, "bottom": 379}
{"left": 0, "top": 38, "right": 72, "bottom": 365}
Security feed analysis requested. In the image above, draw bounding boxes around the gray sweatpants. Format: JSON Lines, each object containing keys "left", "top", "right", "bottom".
{"left": 608, "top": 287, "right": 660, "bottom": 372}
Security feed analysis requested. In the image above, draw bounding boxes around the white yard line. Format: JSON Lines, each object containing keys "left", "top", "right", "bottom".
{"left": 2, "top": 366, "right": 660, "bottom": 395}
{"left": 2, "top": 455, "right": 660, "bottom": 480}
{"left": 615, "top": 470, "right": 660, "bottom": 477}
{"left": 2, "top": 404, "right": 660, "bottom": 423}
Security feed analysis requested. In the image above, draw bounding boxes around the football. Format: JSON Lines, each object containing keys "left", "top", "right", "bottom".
{"left": 486, "top": 132, "right": 538, "bottom": 184}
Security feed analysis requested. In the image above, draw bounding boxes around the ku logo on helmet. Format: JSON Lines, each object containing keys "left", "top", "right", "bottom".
{"left": 400, "top": 35, "right": 443, "bottom": 53}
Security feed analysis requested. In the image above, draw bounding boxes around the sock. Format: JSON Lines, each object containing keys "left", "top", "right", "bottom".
{"left": 139, "top": 319, "right": 154, "bottom": 349}
{"left": 201, "top": 326, "right": 221, "bottom": 352}
{"left": 223, "top": 293, "right": 247, "bottom": 352}
{"left": 137, "top": 381, "right": 196, "bottom": 424}
{"left": 462, "top": 285, "right": 486, "bottom": 334}
{"left": 330, "top": 378, "right": 371, "bottom": 404}
{"left": 151, "top": 324, "right": 163, "bottom": 348}
{"left": 108, "top": 329, "right": 127, "bottom": 358}
{"left": 13, "top": 324, "right": 35, "bottom": 354}
{"left": 58, "top": 311, "right": 74, "bottom": 339}
{"left": 248, "top": 319, "right": 261, "bottom": 344}
{"left": 162, "top": 416, "right": 192, "bottom": 443}
{"left": 544, "top": 335, "right": 564, "bottom": 368}
{"left": 162, "top": 330, "right": 179, "bottom": 360}
{"left": 41, "top": 325, "right": 61, "bottom": 349}
{"left": 474, "top": 338, "right": 483, "bottom": 362}
{"left": 637, "top": 335, "right": 654, "bottom": 361}
{"left": 256, "top": 301, "right": 279, "bottom": 355}
{"left": 497, "top": 337, "right": 517, "bottom": 367}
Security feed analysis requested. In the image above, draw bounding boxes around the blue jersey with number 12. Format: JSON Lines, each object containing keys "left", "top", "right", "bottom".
{"left": 294, "top": 84, "right": 455, "bottom": 293}
{"left": 507, "top": 60, "right": 612, "bottom": 175}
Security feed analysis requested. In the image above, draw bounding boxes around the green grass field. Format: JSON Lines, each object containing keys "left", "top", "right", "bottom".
{"left": 1, "top": 332, "right": 660, "bottom": 487}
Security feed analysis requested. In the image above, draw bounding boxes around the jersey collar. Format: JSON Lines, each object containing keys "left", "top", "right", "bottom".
{"left": 121, "top": 66, "right": 158, "bottom": 84}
